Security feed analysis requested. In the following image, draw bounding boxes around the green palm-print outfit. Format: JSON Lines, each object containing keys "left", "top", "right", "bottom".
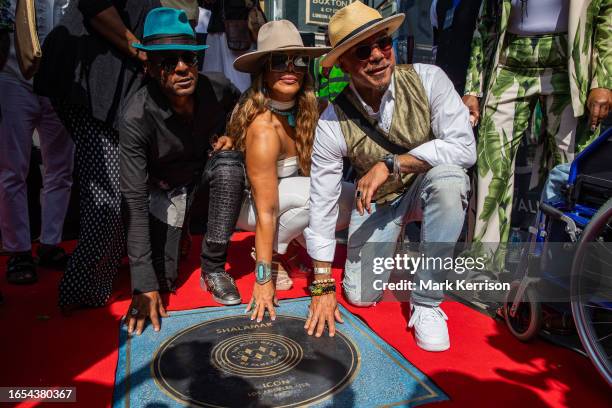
{"left": 476, "top": 33, "right": 577, "bottom": 248}
{"left": 465, "top": 0, "right": 611, "bottom": 266}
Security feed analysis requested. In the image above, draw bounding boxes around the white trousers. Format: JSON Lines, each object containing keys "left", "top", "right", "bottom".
{"left": 236, "top": 176, "right": 355, "bottom": 254}
{"left": 0, "top": 79, "right": 74, "bottom": 252}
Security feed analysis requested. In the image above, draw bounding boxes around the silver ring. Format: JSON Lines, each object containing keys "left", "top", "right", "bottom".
{"left": 130, "top": 307, "right": 139, "bottom": 316}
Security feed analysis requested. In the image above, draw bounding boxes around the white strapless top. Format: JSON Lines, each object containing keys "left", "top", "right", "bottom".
{"left": 277, "top": 156, "right": 299, "bottom": 178}
{"left": 508, "top": 0, "right": 569, "bottom": 35}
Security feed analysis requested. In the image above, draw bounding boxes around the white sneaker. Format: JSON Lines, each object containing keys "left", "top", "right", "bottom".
{"left": 408, "top": 303, "right": 450, "bottom": 352}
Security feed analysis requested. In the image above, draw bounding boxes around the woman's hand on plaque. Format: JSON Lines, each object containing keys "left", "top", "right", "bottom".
{"left": 246, "top": 280, "right": 278, "bottom": 322}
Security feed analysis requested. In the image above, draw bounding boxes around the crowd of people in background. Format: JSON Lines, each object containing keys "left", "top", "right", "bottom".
{"left": 0, "top": 0, "right": 609, "bottom": 352}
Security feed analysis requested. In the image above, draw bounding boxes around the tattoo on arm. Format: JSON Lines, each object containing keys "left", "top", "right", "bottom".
{"left": 398, "top": 154, "right": 432, "bottom": 174}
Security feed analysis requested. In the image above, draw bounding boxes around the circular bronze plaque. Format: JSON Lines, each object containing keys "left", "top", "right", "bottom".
{"left": 152, "top": 315, "right": 360, "bottom": 407}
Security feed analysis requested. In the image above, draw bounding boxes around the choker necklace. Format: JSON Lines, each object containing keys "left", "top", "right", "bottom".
{"left": 267, "top": 99, "right": 297, "bottom": 127}
{"left": 268, "top": 99, "right": 296, "bottom": 110}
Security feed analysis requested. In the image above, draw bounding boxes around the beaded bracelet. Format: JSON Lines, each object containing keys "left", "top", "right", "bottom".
{"left": 312, "top": 278, "right": 335, "bottom": 285}
{"left": 309, "top": 278, "right": 336, "bottom": 296}
{"left": 309, "top": 284, "right": 336, "bottom": 296}
{"left": 311, "top": 279, "right": 335, "bottom": 287}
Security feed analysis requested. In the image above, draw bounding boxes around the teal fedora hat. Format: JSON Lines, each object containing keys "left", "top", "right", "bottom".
{"left": 133, "top": 7, "right": 207, "bottom": 52}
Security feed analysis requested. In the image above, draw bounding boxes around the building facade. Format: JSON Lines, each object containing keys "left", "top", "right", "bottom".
{"left": 261, "top": 0, "right": 434, "bottom": 63}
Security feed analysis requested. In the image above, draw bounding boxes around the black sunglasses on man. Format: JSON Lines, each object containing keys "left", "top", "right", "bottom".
{"left": 156, "top": 51, "right": 199, "bottom": 72}
{"left": 352, "top": 35, "right": 393, "bottom": 61}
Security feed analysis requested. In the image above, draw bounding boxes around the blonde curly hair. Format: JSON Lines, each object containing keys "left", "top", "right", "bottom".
{"left": 227, "top": 68, "right": 319, "bottom": 176}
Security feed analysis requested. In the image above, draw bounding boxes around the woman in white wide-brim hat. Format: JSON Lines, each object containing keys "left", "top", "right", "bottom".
{"left": 228, "top": 20, "right": 354, "bottom": 323}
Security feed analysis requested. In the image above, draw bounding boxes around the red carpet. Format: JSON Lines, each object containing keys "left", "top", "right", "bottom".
{"left": 1, "top": 233, "right": 609, "bottom": 408}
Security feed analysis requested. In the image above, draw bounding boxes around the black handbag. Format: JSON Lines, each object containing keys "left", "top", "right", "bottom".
{"left": 204, "top": 149, "right": 245, "bottom": 181}
{"left": 202, "top": 149, "right": 245, "bottom": 242}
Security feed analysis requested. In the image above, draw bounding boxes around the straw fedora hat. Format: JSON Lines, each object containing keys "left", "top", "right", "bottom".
{"left": 233, "top": 20, "right": 330, "bottom": 73}
{"left": 321, "top": 1, "right": 405, "bottom": 68}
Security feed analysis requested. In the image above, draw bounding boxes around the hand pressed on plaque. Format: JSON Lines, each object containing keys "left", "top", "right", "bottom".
{"left": 246, "top": 280, "right": 278, "bottom": 322}
{"left": 125, "top": 291, "right": 169, "bottom": 335}
{"left": 305, "top": 292, "right": 344, "bottom": 338}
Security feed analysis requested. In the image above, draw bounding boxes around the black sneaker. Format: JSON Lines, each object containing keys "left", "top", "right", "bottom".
{"left": 201, "top": 272, "right": 241, "bottom": 305}
{"left": 6, "top": 252, "right": 37, "bottom": 285}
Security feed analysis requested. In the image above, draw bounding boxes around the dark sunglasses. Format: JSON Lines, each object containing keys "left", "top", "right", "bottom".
{"left": 269, "top": 53, "right": 310, "bottom": 74}
{"left": 156, "top": 52, "right": 198, "bottom": 72}
{"left": 353, "top": 36, "right": 393, "bottom": 61}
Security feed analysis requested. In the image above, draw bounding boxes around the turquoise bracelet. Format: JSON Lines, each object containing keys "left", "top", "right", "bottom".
{"left": 255, "top": 261, "right": 272, "bottom": 284}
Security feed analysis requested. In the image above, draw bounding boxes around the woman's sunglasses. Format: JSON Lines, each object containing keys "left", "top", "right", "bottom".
{"left": 352, "top": 35, "right": 393, "bottom": 61}
{"left": 269, "top": 53, "right": 310, "bottom": 74}
{"left": 156, "top": 52, "right": 199, "bottom": 72}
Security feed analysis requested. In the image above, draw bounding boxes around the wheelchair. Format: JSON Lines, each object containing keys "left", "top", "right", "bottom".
{"left": 503, "top": 127, "right": 612, "bottom": 386}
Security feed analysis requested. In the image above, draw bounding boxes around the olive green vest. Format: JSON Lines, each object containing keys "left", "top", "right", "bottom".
{"left": 333, "top": 65, "right": 433, "bottom": 203}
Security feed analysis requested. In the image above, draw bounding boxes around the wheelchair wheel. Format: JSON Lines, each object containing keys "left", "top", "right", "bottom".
{"left": 571, "top": 198, "right": 612, "bottom": 386}
{"left": 504, "top": 281, "right": 542, "bottom": 341}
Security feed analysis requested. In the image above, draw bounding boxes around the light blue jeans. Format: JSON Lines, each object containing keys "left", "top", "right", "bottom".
{"left": 542, "top": 163, "right": 571, "bottom": 204}
{"left": 343, "top": 164, "right": 470, "bottom": 307}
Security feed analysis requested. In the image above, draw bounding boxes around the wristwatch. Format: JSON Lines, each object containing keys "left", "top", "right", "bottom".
{"left": 381, "top": 154, "right": 395, "bottom": 175}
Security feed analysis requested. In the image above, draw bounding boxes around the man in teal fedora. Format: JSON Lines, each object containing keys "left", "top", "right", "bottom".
{"left": 133, "top": 6, "right": 207, "bottom": 54}
{"left": 120, "top": 7, "right": 245, "bottom": 335}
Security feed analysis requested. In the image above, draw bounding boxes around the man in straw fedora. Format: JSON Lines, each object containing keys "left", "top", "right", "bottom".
{"left": 120, "top": 8, "right": 245, "bottom": 335}
{"left": 303, "top": 1, "right": 476, "bottom": 351}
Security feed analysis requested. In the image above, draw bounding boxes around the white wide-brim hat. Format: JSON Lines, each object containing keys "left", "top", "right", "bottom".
{"left": 321, "top": 1, "right": 405, "bottom": 68}
{"left": 233, "top": 20, "right": 330, "bottom": 73}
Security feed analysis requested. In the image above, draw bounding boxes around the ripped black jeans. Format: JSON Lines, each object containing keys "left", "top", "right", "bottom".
{"left": 150, "top": 150, "right": 245, "bottom": 291}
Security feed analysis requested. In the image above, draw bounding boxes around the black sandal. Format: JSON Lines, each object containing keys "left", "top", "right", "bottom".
{"left": 37, "top": 245, "right": 70, "bottom": 269}
{"left": 6, "top": 253, "right": 37, "bottom": 285}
